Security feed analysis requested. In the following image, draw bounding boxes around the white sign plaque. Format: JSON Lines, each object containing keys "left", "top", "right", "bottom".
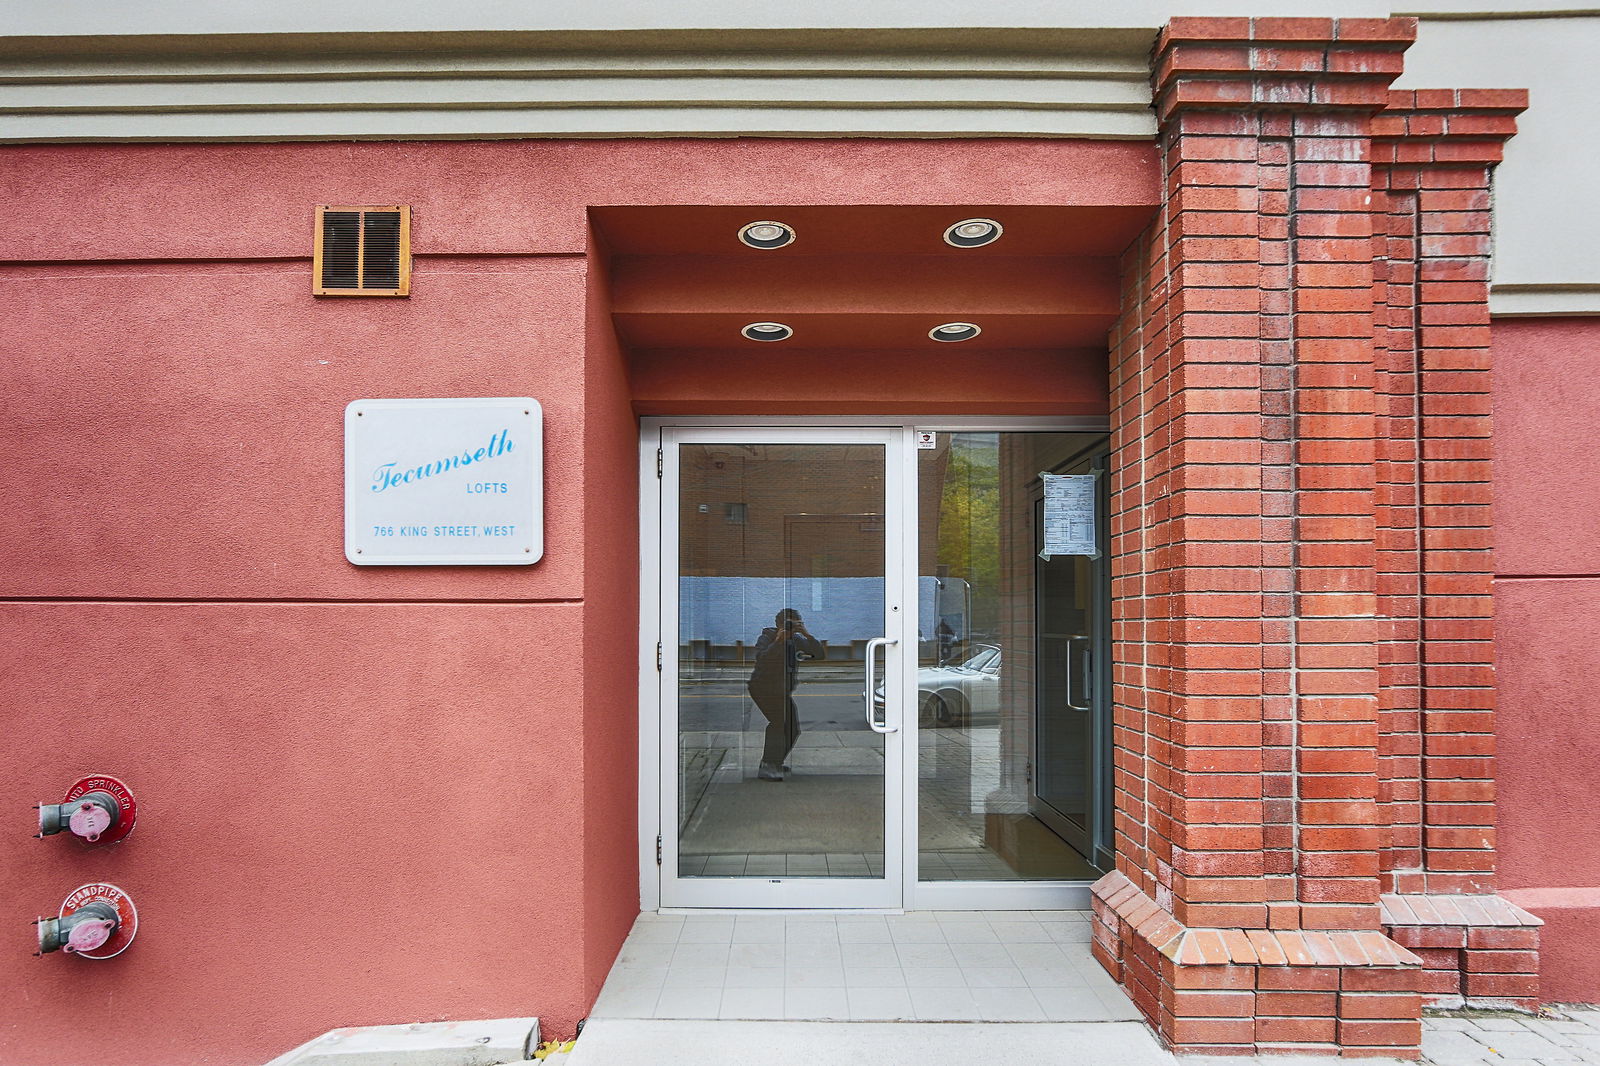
{"left": 344, "top": 398, "right": 542, "bottom": 565}
{"left": 1039, "top": 472, "right": 1097, "bottom": 559}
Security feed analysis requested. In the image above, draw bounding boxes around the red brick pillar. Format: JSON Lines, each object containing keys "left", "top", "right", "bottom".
{"left": 1097, "top": 17, "right": 1545, "bottom": 1052}
{"left": 1097, "top": 18, "right": 1427, "bottom": 1056}
{"left": 1369, "top": 89, "right": 1544, "bottom": 1012}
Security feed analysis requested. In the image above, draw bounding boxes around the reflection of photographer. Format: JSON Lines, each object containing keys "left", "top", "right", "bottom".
{"left": 746, "top": 608, "right": 825, "bottom": 781}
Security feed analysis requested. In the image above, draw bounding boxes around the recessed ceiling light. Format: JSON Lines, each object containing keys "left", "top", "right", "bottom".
{"left": 742, "top": 321, "right": 794, "bottom": 342}
{"left": 738, "top": 221, "right": 796, "bottom": 249}
{"left": 930, "top": 322, "right": 981, "bottom": 342}
{"left": 943, "top": 218, "right": 1003, "bottom": 248}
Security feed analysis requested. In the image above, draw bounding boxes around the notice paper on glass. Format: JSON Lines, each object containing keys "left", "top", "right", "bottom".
{"left": 1039, "top": 472, "right": 1098, "bottom": 559}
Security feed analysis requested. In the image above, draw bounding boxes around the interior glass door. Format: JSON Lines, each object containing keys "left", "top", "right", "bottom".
{"left": 1031, "top": 444, "right": 1110, "bottom": 866}
{"left": 913, "top": 432, "right": 1108, "bottom": 894}
{"left": 660, "top": 428, "right": 904, "bottom": 908}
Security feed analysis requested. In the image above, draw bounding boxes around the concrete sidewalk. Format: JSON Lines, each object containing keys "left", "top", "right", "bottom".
{"left": 577, "top": 914, "right": 1600, "bottom": 1065}
{"left": 565, "top": 1019, "right": 1192, "bottom": 1066}
{"left": 1422, "top": 1008, "right": 1600, "bottom": 1064}
{"left": 565, "top": 1011, "right": 1600, "bottom": 1066}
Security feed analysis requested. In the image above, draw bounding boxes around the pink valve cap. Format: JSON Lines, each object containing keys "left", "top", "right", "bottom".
{"left": 64, "top": 919, "right": 115, "bottom": 954}
{"left": 69, "top": 803, "right": 112, "bottom": 842}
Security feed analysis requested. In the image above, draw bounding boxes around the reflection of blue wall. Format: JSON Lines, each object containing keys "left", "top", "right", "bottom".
{"left": 677, "top": 577, "right": 967, "bottom": 645}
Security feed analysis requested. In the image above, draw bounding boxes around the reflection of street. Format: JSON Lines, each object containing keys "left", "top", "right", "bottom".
{"left": 678, "top": 666, "right": 870, "bottom": 731}
{"left": 674, "top": 663, "right": 1096, "bottom": 882}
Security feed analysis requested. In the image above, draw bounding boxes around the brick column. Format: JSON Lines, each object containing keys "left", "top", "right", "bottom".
{"left": 1370, "top": 89, "right": 1543, "bottom": 1012}
{"left": 1097, "top": 18, "right": 1426, "bottom": 1057}
{"left": 1096, "top": 18, "right": 1544, "bottom": 1053}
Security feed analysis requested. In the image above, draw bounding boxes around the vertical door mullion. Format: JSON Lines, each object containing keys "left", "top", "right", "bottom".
{"left": 882, "top": 427, "right": 910, "bottom": 909}
{"left": 897, "top": 428, "right": 921, "bottom": 908}
{"left": 639, "top": 426, "right": 663, "bottom": 913}
{"left": 1093, "top": 445, "right": 1115, "bottom": 870}
{"left": 659, "top": 429, "right": 684, "bottom": 896}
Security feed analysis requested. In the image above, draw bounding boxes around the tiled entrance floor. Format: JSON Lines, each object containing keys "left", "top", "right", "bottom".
{"left": 590, "top": 911, "right": 1141, "bottom": 1023}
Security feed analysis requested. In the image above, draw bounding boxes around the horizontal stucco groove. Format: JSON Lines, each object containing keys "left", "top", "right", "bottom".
{"left": 2, "top": 75, "right": 1156, "bottom": 111}
{"left": 0, "top": 26, "right": 1162, "bottom": 58}
{"left": 0, "top": 105, "right": 1159, "bottom": 141}
{"left": 0, "top": 52, "right": 1154, "bottom": 82}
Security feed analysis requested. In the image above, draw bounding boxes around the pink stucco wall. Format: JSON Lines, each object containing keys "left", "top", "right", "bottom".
{"left": 0, "top": 139, "right": 1159, "bottom": 263}
{"left": 4, "top": 126, "right": 1593, "bottom": 1059}
{"left": 1492, "top": 317, "right": 1600, "bottom": 1004}
{"left": 1, "top": 255, "right": 607, "bottom": 1064}
{"left": 0, "top": 137, "right": 1156, "bottom": 1066}
{"left": 2, "top": 602, "right": 587, "bottom": 1061}
{"left": 579, "top": 226, "right": 643, "bottom": 1005}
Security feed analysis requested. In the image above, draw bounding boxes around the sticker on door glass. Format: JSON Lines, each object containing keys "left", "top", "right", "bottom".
{"left": 1039, "top": 472, "right": 1097, "bottom": 559}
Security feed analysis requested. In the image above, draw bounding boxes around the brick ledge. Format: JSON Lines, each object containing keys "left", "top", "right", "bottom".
{"left": 1379, "top": 892, "right": 1542, "bottom": 1010}
{"left": 1094, "top": 871, "right": 1424, "bottom": 968}
{"left": 1091, "top": 872, "right": 1426, "bottom": 1056}
{"left": 1381, "top": 893, "right": 1542, "bottom": 930}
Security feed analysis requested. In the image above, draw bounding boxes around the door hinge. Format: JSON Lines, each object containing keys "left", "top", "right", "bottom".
{"left": 656, "top": 447, "right": 663, "bottom": 478}
{"left": 656, "top": 642, "right": 663, "bottom": 671}
{"left": 656, "top": 835, "right": 663, "bottom": 866}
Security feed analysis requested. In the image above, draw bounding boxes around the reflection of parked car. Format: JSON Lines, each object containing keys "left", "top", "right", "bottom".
{"left": 873, "top": 644, "right": 1002, "bottom": 727}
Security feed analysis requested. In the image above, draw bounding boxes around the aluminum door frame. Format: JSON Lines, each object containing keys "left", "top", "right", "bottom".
{"left": 638, "top": 416, "right": 1110, "bottom": 913}
{"left": 654, "top": 425, "right": 910, "bottom": 909}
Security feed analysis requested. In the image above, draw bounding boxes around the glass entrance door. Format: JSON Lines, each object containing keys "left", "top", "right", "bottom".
{"left": 653, "top": 424, "right": 1111, "bottom": 910}
{"left": 912, "top": 432, "right": 1108, "bottom": 902}
{"left": 659, "top": 428, "right": 905, "bottom": 908}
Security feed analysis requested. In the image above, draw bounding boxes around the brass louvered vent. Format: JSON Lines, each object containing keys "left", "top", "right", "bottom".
{"left": 314, "top": 206, "right": 410, "bottom": 296}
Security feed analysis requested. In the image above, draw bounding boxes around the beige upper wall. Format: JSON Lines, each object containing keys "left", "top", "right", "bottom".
{"left": 1, "top": 2, "right": 1595, "bottom": 311}
{"left": 0, "top": 0, "right": 1388, "bottom": 35}
{"left": 11, "top": 0, "right": 1591, "bottom": 36}
{"left": 1397, "top": 16, "right": 1600, "bottom": 314}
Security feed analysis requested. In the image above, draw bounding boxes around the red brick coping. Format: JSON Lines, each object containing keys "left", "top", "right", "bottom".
{"left": 1095, "top": 871, "right": 1425, "bottom": 1057}
{"left": 1381, "top": 893, "right": 1542, "bottom": 1011}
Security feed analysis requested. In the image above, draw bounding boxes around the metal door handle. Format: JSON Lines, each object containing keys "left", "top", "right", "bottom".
{"left": 865, "top": 637, "right": 898, "bottom": 733}
{"left": 1066, "top": 634, "right": 1091, "bottom": 712}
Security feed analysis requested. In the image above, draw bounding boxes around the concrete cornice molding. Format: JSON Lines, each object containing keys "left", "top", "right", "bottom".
{"left": 1490, "top": 285, "right": 1600, "bottom": 317}
{"left": 0, "top": 26, "right": 1166, "bottom": 143}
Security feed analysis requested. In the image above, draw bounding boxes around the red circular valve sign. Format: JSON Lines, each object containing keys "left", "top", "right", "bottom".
{"left": 59, "top": 883, "right": 138, "bottom": 960}
{"left": 63, "top": 774, "right": 136, "bottom": 846}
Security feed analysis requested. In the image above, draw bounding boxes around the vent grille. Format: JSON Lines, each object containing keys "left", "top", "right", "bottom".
{"left": 314, "top": 206, "right": 410, "bottom": 296}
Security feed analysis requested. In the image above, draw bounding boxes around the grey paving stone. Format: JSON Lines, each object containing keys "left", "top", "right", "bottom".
{"left": 1467, "top": 1029, "right": 1579, "bottom": 1061}
{"left": 1420, "top": 1009, "right": 1600, "bottom": 1066}
{"left": 568, "top": 1020, "right": 1181, "bottom": 1066}
{"left": 1474, "top": 1016, "right": 1542, "bottom": 1032}
{"left": 1429, "top": 1017, "right": 1482, "bottom": 1031}
{"left": 1422, "top": 1029, "right": 1495, "bottom": 1064}
{"left": 1563, "top": 1031, "right": 1600, "bottom": 1057}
